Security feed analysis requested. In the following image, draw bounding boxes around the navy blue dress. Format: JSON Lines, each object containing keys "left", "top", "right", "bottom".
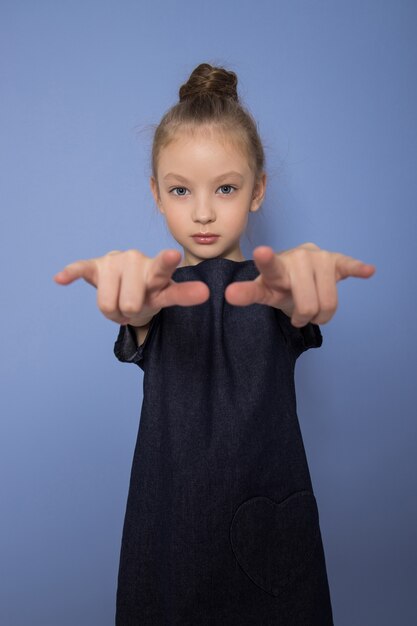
{"left": 113, "top": 257, "right": 334, "bottom": 625}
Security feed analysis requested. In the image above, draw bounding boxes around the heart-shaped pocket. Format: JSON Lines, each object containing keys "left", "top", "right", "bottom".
{"left": 230, "top": 490, "right": 320, "bottom": 597}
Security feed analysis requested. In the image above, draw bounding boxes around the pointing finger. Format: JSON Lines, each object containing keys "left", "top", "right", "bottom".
{"left": 158, "top": 280, "right": 211, "bottom": 309}
{"left": 146, "top": 249, "right": 183, "bottom": 292}
{"left": 335, "top": 255, "right": 377, "bottom": 281}
{"left": 224, "top": 278, "right": 267, "bottom": 306}
{"left": 252, "top": 246, "right": 291, "bottom": 289}
{"left": 53, "top": 259, "right": 98, "bottom": 288}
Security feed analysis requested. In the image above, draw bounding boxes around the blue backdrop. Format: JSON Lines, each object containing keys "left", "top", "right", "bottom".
{"left": 1, "top": 1, "right": 416, "bottom": 624}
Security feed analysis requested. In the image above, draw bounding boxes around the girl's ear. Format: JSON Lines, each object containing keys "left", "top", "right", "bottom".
{"left": 150, "top": 176, "right": 164, "bottom": 213}
{"left": 250, "top": 172, "right": 267, "bottom": 213}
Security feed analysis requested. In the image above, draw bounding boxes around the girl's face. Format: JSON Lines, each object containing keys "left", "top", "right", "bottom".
{"left": 150, "top": 127, "right": 266, "bottom": 267}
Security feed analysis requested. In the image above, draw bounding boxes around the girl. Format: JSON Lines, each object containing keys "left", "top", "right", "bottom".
{"left": 54, "top": 63, "right": 375, "bottom": 625}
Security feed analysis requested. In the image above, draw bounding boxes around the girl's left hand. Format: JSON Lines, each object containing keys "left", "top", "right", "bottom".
{"left": 224, "top": 243, "right": 376, "bottom": 327}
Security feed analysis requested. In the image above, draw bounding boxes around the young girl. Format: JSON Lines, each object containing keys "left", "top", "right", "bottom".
{"left": 54, "top": 62, "right": 375, "bottom": 625}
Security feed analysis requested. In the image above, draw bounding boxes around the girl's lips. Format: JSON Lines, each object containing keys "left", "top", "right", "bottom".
{"left": 192, "top": 235, "right": 219, "bottom": 244}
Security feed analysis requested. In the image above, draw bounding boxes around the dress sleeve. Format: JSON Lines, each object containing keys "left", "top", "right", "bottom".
{"left": 113, "top": 313, "right": 160, "bottom": 371}
{"left": 274, "top": 307, "right": 323, "bottom": 360}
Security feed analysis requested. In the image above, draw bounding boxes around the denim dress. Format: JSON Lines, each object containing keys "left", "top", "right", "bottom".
{"left": 113, "top": 257, "right": 334, "bottom": 625}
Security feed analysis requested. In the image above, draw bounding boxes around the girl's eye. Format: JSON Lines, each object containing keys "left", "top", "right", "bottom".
{"left": 170, "top": 187, "right": 189, "bottom": 196}
{"left": 218, "top": 185, "right": 236, "bottom": 195}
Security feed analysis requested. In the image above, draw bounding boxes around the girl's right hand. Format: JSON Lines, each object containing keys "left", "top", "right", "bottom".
{"left": 53, "top": 249, "right": 210, "bottom": 327}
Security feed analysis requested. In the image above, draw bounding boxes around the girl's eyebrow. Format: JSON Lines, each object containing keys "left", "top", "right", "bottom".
{"left": 163, "top": 171, "right": 244, "bottom": 183}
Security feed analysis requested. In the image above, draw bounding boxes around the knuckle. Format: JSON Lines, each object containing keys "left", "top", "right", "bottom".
{"left": 297, "top": 304, "right": 318, "bottom": 318}
{"left": 104, "top": 312, "right": 120, "bottom": 324}
{"left": 303, "top": 241, "right": 320, "bottom": 250}
{"left": 320, "top": 298, "right": 337, "bottom": 313}
{"left": 294, "top": 248, "right": 310, "bottom": 262}
{"left": 318, "top": 250, "right": 332, "bottom": 263}
{"left": 101, "top": 254, "right": 117, "bottom": 270}
{"left": 125, "top": 248, "right": 144, "bottom": 261}
{"left": 120, "top": 301, "right": 141, "bottom": 316}
{"left": 97, "top": 298, "right": 115, "bottom": 316}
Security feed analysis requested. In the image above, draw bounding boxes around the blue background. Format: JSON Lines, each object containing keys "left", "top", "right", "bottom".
{"left": 1, "top": 1, "right": 416, "bottom": 624}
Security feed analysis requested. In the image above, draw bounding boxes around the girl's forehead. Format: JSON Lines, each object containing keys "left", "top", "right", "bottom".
{"left": 173, "top": 124, "right": 243, "bottom": 148}
{"left": 163, "top": 126, "right": 248, "bottom": 161}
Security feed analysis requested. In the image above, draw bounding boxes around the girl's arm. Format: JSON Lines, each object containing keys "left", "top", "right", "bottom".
{"left": 132, "top": 318, "right": 154, "bottom": 347}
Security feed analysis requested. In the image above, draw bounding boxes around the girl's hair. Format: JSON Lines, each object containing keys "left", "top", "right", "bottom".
{"left": 151, "top": 63, "right": 266, "bottom": 189}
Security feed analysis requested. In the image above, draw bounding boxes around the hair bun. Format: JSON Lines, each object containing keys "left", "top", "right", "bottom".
{"left": 179, "top": 63, "right": 239, "bottom": 103}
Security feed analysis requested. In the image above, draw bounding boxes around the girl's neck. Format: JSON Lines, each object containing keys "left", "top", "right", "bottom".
{"left": 179, "top": 255, "right": 247, "bottom": 269}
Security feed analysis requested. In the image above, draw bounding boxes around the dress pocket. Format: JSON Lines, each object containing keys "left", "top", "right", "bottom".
{"left": 229, "top": 490, "right": 320, "bottom": 597}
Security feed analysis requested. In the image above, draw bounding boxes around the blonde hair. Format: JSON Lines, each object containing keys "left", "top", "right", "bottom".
{"left": 151, "top": 63, "right": 266, "bottom": 188}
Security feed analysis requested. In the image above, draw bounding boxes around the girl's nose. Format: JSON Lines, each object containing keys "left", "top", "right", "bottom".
{"left": 192, "top": 200, "right": 216, "bottom": 223}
